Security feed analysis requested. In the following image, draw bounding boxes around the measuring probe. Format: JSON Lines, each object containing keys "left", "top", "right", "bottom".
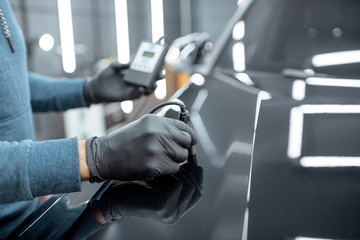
{"left": 149, "top": 101, "right": 198, "bottom": 166}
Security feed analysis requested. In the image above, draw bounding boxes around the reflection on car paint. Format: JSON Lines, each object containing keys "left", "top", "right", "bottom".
{"left": 312, "top": 50, "right": 360, "bottom": 68}
{"left": 291, "top": 80, "right": 306, "bottom": 101}
{"left": 300, "top": 156, "right": 360, "bottom": 168}
{"left": 288, "top": 104, "right": 360, "bottom": 159}
{"left": 235, "top": 72, "right": 255, "bottom": 86}
{"left": 306, "top": 77, "right": 360, "bottom": 88}
{"left": 249, "top": 100, "right": 360, "bottom": 239}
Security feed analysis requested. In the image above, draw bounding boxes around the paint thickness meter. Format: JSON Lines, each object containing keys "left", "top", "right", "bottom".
{"left": 123, "top": 41, "right": 168, "bottom": 93}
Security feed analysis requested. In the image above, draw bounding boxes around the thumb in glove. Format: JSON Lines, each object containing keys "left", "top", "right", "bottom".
{"left": 83, "top": 62, "right": 145, "bottom": 105}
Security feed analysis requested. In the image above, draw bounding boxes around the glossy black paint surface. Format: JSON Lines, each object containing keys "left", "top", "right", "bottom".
{"left": 87, "top": 75, "right": 260, "bottom": 240}
{"left": 248, "top": 100, "right": 360, "bottom": 240}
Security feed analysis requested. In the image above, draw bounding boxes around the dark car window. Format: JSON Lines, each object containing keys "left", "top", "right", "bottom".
{"left": 216, "top": 0, "right": 360, "bottom": 77}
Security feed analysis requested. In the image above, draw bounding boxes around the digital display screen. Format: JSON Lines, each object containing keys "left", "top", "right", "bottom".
{"left": 130, "top": 42, "right": 165, "bottom": 73}
{"left": 143, "top": 51, "right": 155, "bottom": 58}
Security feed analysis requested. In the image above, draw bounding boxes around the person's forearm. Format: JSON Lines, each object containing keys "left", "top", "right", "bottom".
{"left": 78, "top": 140, "right": 106, "bottom": 224}
{"left": 78, "top": 140, "right": 90, "bottom": 181}
{"left": 29, "top": 72, "right": 88, "bottom": 112}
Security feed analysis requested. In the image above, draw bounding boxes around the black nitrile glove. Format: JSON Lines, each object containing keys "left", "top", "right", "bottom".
{"left": 93, "top": 163, "right": 203, "bottom": 223}
{"left": 83, "top": 62, "right": 145, "bottom": 105}
{"left": 85, "top": 115, "right": 197, "bottom": 183}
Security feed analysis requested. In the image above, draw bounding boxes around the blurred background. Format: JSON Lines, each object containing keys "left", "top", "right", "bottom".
{"left": 9, "top": 0, "right": 237, "bottom": 141}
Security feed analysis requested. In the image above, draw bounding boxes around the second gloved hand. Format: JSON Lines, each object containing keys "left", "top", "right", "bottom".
{"left": 83, "top": 62, "right": 144, "bottom": 105}
{"left": 92, "top": 163, "right": 203, "bottom": 224}
{"left": 86, "top": 115, "right": 197, "bottom": 182}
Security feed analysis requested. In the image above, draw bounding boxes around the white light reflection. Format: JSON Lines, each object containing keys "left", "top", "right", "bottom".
{"left": 120, "top": 100, "right": 133, "bottom": 114}
{"left": 39, "top": 34, "right": 54, "bottom": 52}
{"left": 288, "top": 107, "right": 304, "bottom": 159}
{"left": 295, "top": 237, "right": 333, "bottom": 240}
{"left": 241, "top": 208, "right": 249, "bottom": 240}
{"left": 301, "top": 104, "right": 360, "bottom": 114}
{"left": 304, "top": 69, "right": 315, "bottom": 75}
{"left": 292, "top": 80, "right": 306, "bottom": 101}
{"left": 306, "top": 77, "right": 360, "bottom": 88}
{"left": 233, "top": 21, "right": 245, "bottom": 40}
{"left": 237, "top": 0, "right": 246, "bottom": 6}
{"left": 247, "top": 89, "right": 268, "bottom": 207}
{"left": 151, "top": 0, "right": 166, "bottom": 98}
{"left": 190, "top": 73, "right": 205, "bottom": 86}
{"left": 312, "top": 50, "right": 360, "bottom": 67}
{"left": 166, "top": 47, "right": 180, "bottom": 62}
{"left": 190, "top": 89, "right": 223, "bottom": 167}
{"left": 114, "top": 0, "right": 130, "bottom": 63}
{"left": 233, "top": 42, "right": 246, "bottom": 72}
{"left": 254, "top": 91, "right": 272, "bottom": 132}
{"left": 57, "top": 0, "right": 76, "bottom": 73}
{"left": 288, "top": 104, "right": 360, "bottom": 159}
{"left": 150, "top": 0, "right": 164, "bottom": 43}
{"left": 300, "top": 157, "right": 360, "bottom": 168}
{"left": 258, "top": 91, "right": 272, "bottom": 101}
{"left": 235, "top": 73, "right": 254, "bottom": 86}
{"left": 154, "top": 99, "right": 183, "bottom": 116}
{"left": 226, "top": 141, "right": 252, "bottom": 157}
{"left": 168, "top": 98, "right": 182, "bottom": 112}
{"left": 155, "top": 79, "right": 167, "bottom": 100}
{"left": 180, "top": 43, "right": 197, "bottom": 61}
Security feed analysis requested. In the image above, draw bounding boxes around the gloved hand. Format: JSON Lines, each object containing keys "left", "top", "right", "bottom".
{"left": 92, "top": 163, "right": 203, "bottom": 223}
{"left": 85, "top": 115, "right": 197, "bottom": 182}
{"left": 83, "top": 62, "right": 145, "bottom": 105}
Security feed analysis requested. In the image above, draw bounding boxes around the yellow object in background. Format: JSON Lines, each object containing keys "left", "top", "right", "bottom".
{"left": 176, "top": 72, "right": 191, "bottom": 89}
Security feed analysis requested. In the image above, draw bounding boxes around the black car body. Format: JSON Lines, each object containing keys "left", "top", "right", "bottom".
{"left": 6, "top": 0, "right": 360, "bottom": 239}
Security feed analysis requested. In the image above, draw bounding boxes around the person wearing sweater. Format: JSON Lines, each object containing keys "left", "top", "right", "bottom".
{"left": 0, "top": 1, "right": 196, "bottom": 238}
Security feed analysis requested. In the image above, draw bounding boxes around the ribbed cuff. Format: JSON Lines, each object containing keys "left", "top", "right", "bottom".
{"left": 28, "top": 137, "right": 82, "bottom": 197}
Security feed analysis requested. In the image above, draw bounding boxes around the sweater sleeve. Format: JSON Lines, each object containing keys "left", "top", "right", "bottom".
{"left": 0, "top": 137, "right": 82, "bottom": 204}
{"left": 29, "top": 72, "right": 88, "bottom": 112}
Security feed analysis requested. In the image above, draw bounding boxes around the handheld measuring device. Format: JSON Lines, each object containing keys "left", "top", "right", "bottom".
{"left": 123, "top": 41, "right": 168, "bottom": 94}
